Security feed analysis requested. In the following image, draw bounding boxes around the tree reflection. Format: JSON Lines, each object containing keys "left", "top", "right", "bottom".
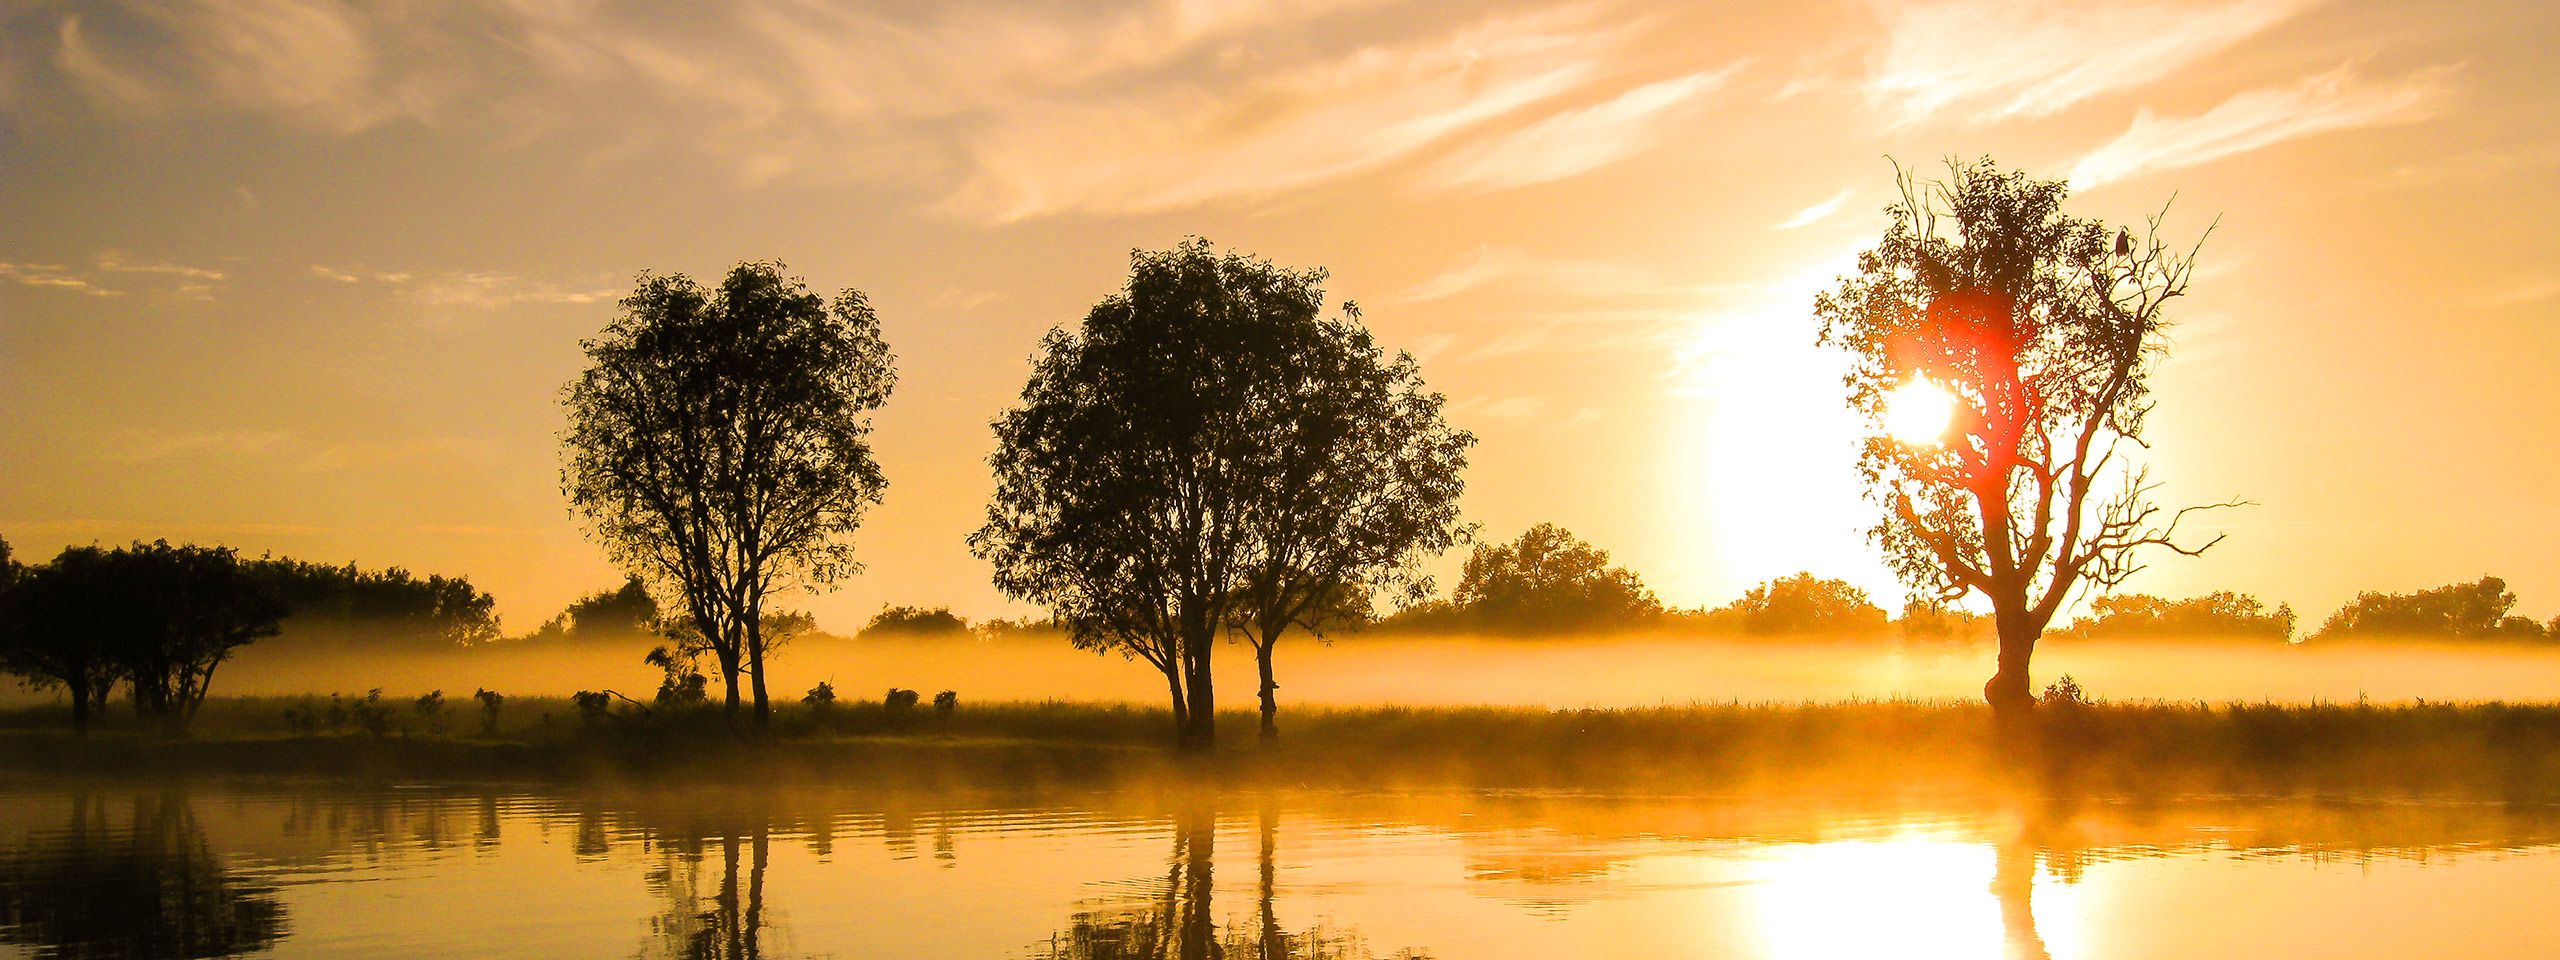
{"left": 1032, "top": 806, "right": 1421, "bottom": 960}
{"left": 0, "top": 792, "right": 288, "bottom": 959}
{"left": 636, "top": 822, "right": 771, "bottom": 960}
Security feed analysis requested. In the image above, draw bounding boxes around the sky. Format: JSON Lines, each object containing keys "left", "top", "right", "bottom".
{"left": 2, "top": 0, "right": 2555, "bottom": 634}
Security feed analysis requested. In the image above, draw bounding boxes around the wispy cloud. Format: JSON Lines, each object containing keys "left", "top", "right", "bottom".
{"left": 2069, "top": 65, "right": 2452, "bottom": 189}
{"left": 1774, "top": 190, "right": 1850, "bottom": 229}
{"left": 9, "top": 0, "right": 1718, "bottom": 220}
{"left": 1866, "top": 0, "right": 2314, "bottom": 124}
{"left": 1412, "top": 66, "right": 1741, "bottom": 194}
{"left": 309, "top": 264, "right": 615, "bottom": 309}
{"left": 113, "top": 427, "right": 485, "bottom": 473}
{"left": 0, "top": 253, "right": 228, "bottom": 298}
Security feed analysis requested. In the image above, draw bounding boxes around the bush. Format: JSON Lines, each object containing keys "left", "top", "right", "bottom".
{"left": 473, "top": 688, "right": 503, "bottom": 737}
{"left": 934, "top": 690, "right": 958, "bottom": 718}
{"left": 804, "top": 681, "right": 837, "bottom": 709}
{"left": 413, "top": 690, "right": 447, "bottom": 735}
{"left": 885, "top": 688, "right": 920, "bottom": 712}
{"left": 861, "top": 605, "right": 971, "bottom": 640}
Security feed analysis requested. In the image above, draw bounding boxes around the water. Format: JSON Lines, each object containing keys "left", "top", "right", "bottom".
{"left": 4, "top": 781, "right": 2559, "bottom": 959}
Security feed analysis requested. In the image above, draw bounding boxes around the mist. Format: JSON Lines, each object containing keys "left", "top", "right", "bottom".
{"left": 19, "top": 631, "right": 2560, "bottom": 709}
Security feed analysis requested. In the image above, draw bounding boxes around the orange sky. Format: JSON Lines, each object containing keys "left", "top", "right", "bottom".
{"left": 2, "top": 0, "right": 2555, "bottom": 633}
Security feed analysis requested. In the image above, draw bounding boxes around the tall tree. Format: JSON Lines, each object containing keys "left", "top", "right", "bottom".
{"left": 1815, "top": 159, "right": 2235, "bottom": 722}
{"left": 977, "top": 239, "right": 1396, "bottom": 749}
{"left": 564, "top": 261, "right": 896, "bottom": 727}
{"left": 1228, "top": 305, "right": 1473, "bottom": 743}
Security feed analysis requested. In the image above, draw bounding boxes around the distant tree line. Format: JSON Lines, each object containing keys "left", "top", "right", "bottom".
{"left": 245, "top": 555, "right": 499, "bottom": 648}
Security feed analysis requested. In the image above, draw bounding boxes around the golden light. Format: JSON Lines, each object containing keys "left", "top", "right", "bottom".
{"left": 1885, "top": 379, "right": 1956, "bottom": 443}
{"left": 1746, "top": 837, "right": 2086, "bottom": 960}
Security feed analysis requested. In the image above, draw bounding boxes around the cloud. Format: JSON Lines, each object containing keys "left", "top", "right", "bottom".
{"left": 1866, "top": 0, "right": 2313, "bottom": 123}
{"left": 2069, "top": 65, "right": 2452, "bottom": 189}
{"left": 308, "top": 264, "right": 616, "bottom": 309}
{"left": 0, "top": 254, "right": 228, "bottom": 297}
{"left": 1387, "top": 246, "right": 1718, "bottom": 305}
{"left": 9, "top": 0, "right": 1717, "bottom": 220}
{"left": 1412, "top": 66, "right": 1740, "bottom": 193}
{"left": 938, "top": 7, "right": 1628, "bottom": 219}
{"left": 1774, "top": 190, "right": 1850, "bottom": 229}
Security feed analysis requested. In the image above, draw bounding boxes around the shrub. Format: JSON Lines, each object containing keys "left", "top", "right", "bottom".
{"left": 885, "top": 688, "right": 920, "bottom": 712}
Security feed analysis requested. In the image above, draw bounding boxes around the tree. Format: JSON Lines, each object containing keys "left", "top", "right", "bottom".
{"left": 563, "top": 261, "right": 896, "bottom": 727}
{"left": 1441, "top": 523, "right": 1660, "bottom": 634}
{"left": 1701, "top": 572, "right": 1891, "bottom": 637}
{"left": 0, "top": 546, "right": 124, "bottom": 735}
{"left": 2057, "top": 591, "right": 2294, "bottom": 641}
{"left": 1815, "top": 159, "right": 2236, "bottom": 721}
{"left": 523, "top": 576, "right": 660, "bottom": 644}
{"left": 246, "top": 556, "right": 498, "bottom": 648}
{"left": 859, "top": 605, "right": 971, "bottom": 640}
{"left": 975, "top": 239, "right": 1409, "bottom": 749}
{"left": 1225, "top": 303, "right": 1473, "bottom": 743}
{"left": 2, "top": 542, "right": 284, "bottom": 734}
{"left": 2308, "top": 576, "right": 2546, "bottom": 641}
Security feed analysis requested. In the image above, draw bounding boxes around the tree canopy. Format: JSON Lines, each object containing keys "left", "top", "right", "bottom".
{"left": 1693, "top": 572, "right": 1891, "bottom": 637}
{"left": 1815, "top": 158, "right": 2232, "bottom": 718}
{"left": 246, "top": 556, "right": 498, "bottom": 648}
{"left": 1402, "top": 523, "right": 1660, "bottom": 635}
{"left": 563, "top": 261, "right": 896, "bottom": 726}
{"left": 0, "top": 541, "right": 284, "bottom": 734}
{"left": 2056, "top": 591, "right": 2294, "bottom": 642}
{"left": 2308, "top": 576, "right": 2553, "bottom": 642}
{"left": 521, "top": 575, "right": 660, "bottom": 644}
{"left": 973, "top": 239, "right": 1465, "bottom": 747}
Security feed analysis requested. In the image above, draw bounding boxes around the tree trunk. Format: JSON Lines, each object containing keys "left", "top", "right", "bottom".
{"left": 747, "top": 616, "right": 770, "bottom": 729}
{"left": 1165, "top": 662, "right": 1189, "bottom": 739}
{"left": 1182, "top": 632, "right": 1216, "bottom": 752}
{"left": 1255, "top": 636, "right": 1279, "bottom": 745}
{"left": 717, "top": 642, "right": 743, "bottom": 718}
{"left": 1986, "top": 611, "right": 2038, "bottom": 730}
{"left": 67, "top": 675, "right": 92, "bottom": 738}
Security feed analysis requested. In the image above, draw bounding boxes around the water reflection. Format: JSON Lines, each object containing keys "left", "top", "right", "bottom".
{"left": 1033, "top": 804, "right": 1420, "bottom": 960}
{"left": 3, "top": 784, "right": 2559, "bottom": 959}
{"left": 0, "top": 793, "right": 288, "bottom": 959}
{"left": 636, "top": 826, "right": 772, "bottom": 960}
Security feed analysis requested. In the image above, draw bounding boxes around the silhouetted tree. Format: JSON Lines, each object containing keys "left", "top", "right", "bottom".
{"left": 977, "top": 239, "right": 1397, "bottom": 749}
{"left": 2057, "top": 590, "right": 2293, "bottom": 641}
{"left": 1227, "top": 302, "right": 1473, "bottom": 743}
{"left": 564, "top": 261, "right": 896, "bottom": 727}
{"left": 1815, "top": 159, "right": 2236, "bottom": 721}
{"left": 1697, "top": 572, "right": 1890, "bottom": 636}
{"left": 2308, "top": 576, "right": 2546, "bottom": 641}
{"left": 524, "top": 575, "right": 660, "bottom": 643}
{"left": 246, "top": 556, "right": 497, "bottom": 647}
{"left": 0, "top": 546, "right": 124, "bottom": 735}
{"left": 3, "top": 542, "right": 283, "bottom": 734}
{"left": 473, "top": 688, "right": 504, "bottom": 737}
{"left": 1434, "top": 523, "right": 1660, "bottom": 634}
{"left": 859, "top": 604, "right": 971, "bottom": 639}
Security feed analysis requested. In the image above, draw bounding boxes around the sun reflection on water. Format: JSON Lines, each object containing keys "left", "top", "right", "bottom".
{"left": 1748, "top": 836, "right": 2084, "bottom": 960}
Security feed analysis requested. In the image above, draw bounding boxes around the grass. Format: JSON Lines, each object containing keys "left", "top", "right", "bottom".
{"left": 8, "top": 695, "right": 2560, "bottom": 800}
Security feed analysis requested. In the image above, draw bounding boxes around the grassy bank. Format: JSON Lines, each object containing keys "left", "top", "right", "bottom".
{"left": 7, "top": 697, "right": 2560, "bottom": 799}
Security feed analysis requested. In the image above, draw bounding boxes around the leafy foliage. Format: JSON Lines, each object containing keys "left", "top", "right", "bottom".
{"left": 0, "top": 541, "right": 285, "bottom": 733}
{"left": 523, "top": 575, "right": 659, "bottom": 643}
{"left": 2310, "top": 577, "right": 2552, "bottom": 642}
{"left": 246, "top": 556, "right": 498, "bottom": 647}
{"left": 563, "top": 261, "right": 895, "bottom": 725}
{"left": 860, "top": 605, "right": 970, "bottom": 639}
{"left": 2057, "top": 591, "right": 2294, "bottom": 642}
{"left": 1689, "top": 572, "right": 1890, "bottom": 637}
{"left": 974, "top": 239, "right": 1464, "bottom": 746}
{"left": 1408, "top": 524, "right": 1659, "bottom": 634}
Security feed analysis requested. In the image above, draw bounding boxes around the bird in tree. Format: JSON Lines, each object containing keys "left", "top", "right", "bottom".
{"left": 563, "top": 261, "right": 895, "bottom": 728}
{"left": 1814, "top": 158, "right": 2238, "bottom": 723}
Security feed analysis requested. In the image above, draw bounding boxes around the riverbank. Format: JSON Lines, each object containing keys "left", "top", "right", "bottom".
{"left": 7, "top": 698, "right": 2560, "bottom": 799}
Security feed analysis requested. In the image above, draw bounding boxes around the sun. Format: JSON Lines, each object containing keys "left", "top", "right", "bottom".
{"left": 1884, "top": 379, "right": 1955, "bottom": 443}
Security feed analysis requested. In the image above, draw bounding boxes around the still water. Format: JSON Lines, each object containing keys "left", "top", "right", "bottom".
{"left": 4, "top": 781, "right": 2558, "bottom": 959}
